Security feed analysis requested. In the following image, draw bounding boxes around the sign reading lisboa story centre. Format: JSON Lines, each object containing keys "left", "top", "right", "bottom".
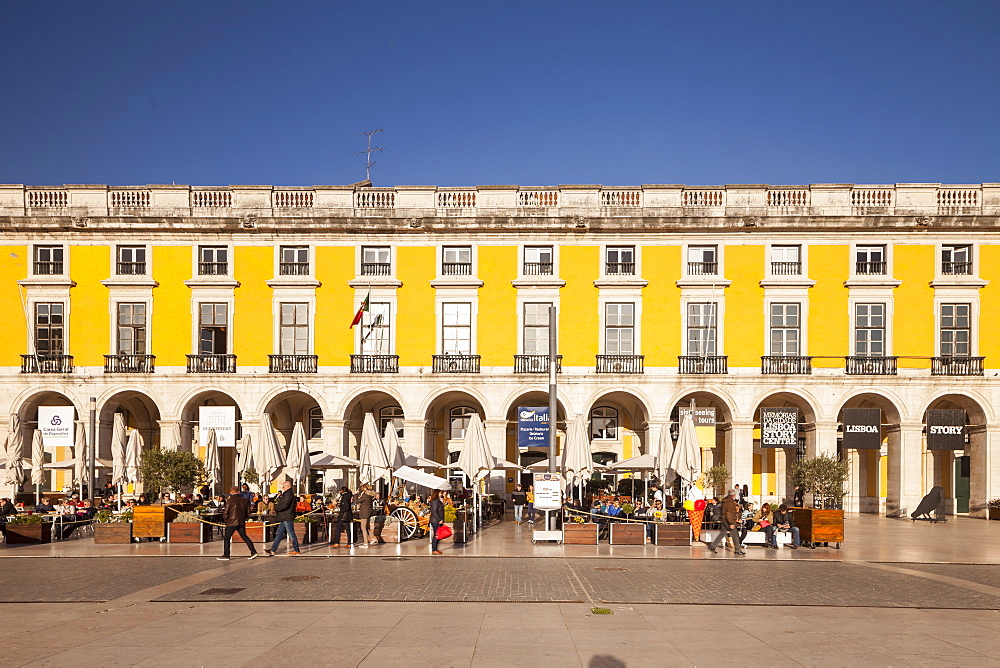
{"left": 842, "top": 408, "right": 882, "bottom": 449}
{"left": 517, "top": 406, "right": 550, "bottom": 448}
{"left": 760, "top": 408, "right": 798, "bottom": 447}
{"left": 926, "top": 409, "right": 967, "bottom": 450}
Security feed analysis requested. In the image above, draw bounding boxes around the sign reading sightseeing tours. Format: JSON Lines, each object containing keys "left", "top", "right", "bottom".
{"left": 517, "top": 406, "right": 550, "bottom": 449}
{"left": 842, "top": 408, "right": 882, "bottom": 450}
{"left": 759, "top": 408, "right": 798, "bottom": 447}
{"left": 678, "top": 406, "right": 717, "bottom": 426}
{"left": 199, "top": 406, "right": 237, "bottom": 448}
{"left": 37, "top": 406, "right": 74, "bottom": 449}
{"left": 926, "top": 409, "right": 967, "bottom": 450}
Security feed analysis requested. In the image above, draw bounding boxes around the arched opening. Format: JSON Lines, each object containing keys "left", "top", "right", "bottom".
{"left": 503, "top": 390, "right": 568, "bottom": 491}
{"left": 667, "top": 391, "right": 735, "bottom": 498}
{"left": 339, "top": 391, "right": 406, "bottom": 492}
{"left": 836, "top": 393, "right": 903, "bottom": 514}
{"left": 15, "top": 391, "right": 78, "bottom": 497}
{"left": 180, "top": 391, "right": 243, "bottom": 493}
{"left": 750, "top": 392, "right": 818, "bottom": 506}
{"left": 585, "top": 390, "right": 650, "bottom": 495}
{"left": 264, "top": 390, "right": 324, "bottom": 492}
{"left": 922, "top": 394, "right": 989, "bottom": 517}
{"left": 423, "top": 390, "right": 486, "bottom": 465}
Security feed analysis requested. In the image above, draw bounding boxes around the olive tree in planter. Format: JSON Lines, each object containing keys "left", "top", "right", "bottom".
{"left": 704, "top": 465, "right": 731, "bottom": 498}
{"left": 241, "top": 467, "right": 260, "bottom": 491}
{"left": 93, "top": 509, "right": 134, "bottom": 544}
{"left": 790, "top": 454, "right": 849, "bottom": 509}
{"left": 139, "top": 449, "right": 206, "bottom": 499}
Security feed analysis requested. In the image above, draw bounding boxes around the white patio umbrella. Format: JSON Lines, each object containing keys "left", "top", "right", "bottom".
{"left": 609, "top": 453, "right": 657, "bottom": 470}
{"left": 110, "top": 413, "right": 127, "bottom": 510}
{"left": 256, "top": 413, "right": 287, "bottom": 491}
{"left": 309, "top": 452, "right": 362, "bottom": 469}
{"left": 30, "top": 429, "right": 45, "bottom": 504}
{"left": 402, "top": 453, "right": 445, "bottom": 469}
{"left": 358, "top": 413, "right": 391, "bottom": 485}
{"left": 561, "top": 415, "right": 594, "bottom": 503}
{"left": 237, "top": 434, "right": 255, "bottom": 478}
{"left": 124, "top": 428, "right": 143, "bottom": 497}
{"left": 73, "top": 421, "right": 87, "bottom": 498}
{"left": 203, "top": 428, "right": 220, "bottom": 495}
{"left": 382, "top": 422, "right": 407, "bottom": 471}
{"left": 5, "top": 415, "right": 25, "bottom": 498}
{"left": 669, "top": 412, "right": 702, "bottom": 494}
{"left": 285, "top": 422, "right": 311, "bottom": 492}
{"left": 491, "top": 457, "right": 522, "bottom": 470}
{"left": 457, "top": 413, "right": 493, "bottom": 530}
{"left": 166, "top": 422, "right": 184, "bottom": 452}
{"left": 655, "top": 421, "right": 676, "bottom": 490}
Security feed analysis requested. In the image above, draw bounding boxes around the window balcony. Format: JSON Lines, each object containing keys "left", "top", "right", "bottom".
{"left": 771, "top": 261, "right": 802, "bottom": 275}
{"left": 442, "top": 262, "right": 472, "bottom": 276}
{"left": 361, "top": 262, "right": 391, "bottom": 276}
{"left": 761, "top": 356, "right": 812, "bottom": 375}
{"left": 33, "top": 261, "right": 63, "bottom": 275}
{"left": 596, "top": 354, "right": 644, "bottom": 374}
{"left": 523, "top": 262, "right": 553, "bottom": 276}
{"left": 186, "top": 354, "right": 236, "bottom": 373}
{"left": 432, "top": 354, "right": 481, "bottom": 373}
{"left": 605, "top": 262, "right": 635, "bottom": 276}
{"left": 942, "top": 261, "right": 972, "bottom": 275}
{"left": 845, "top": 356, "right": 897, "bottom": 375}
{"left": 678, "top": 355, "right": 728, "bottom": 374}
{"left": 514, "top": 354, "right": 562, "bottom": 374}
{"left": 198, "top": 262, "right": 228, "bottom": 276}
{"left": 116, "top": 261, "right": 146, "bottom": 275}
{"left": 687, "top": 261, "right": 717, "bottom": 276}
{"left": 931, "top": 356, "right": 984, "bottom": 376}
{"left": 104, "top": 354, "right": 155, "bottom": 373}
{"left": 269, "top": 354, "right": 318, "bottom": 373}
{"left": 21, "top": 354, "right": 73, "bottom": 374}
{"left": 279, "top": 262, "right": 310, "bottom": 276}
{"left": 350, "top": 354, "right": 399, "bottom": 373}
{"left": 855, "top": 261, "right": 886, "bottom": 275}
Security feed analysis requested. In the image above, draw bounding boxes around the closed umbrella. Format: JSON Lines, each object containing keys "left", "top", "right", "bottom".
{"left": 110, "top": 413, "right": 127, "bottom": 510}
{"left": 203, "top": 428, "right": 220, "bottom": 495}
{"left": 166, "top": 422, "right": 184, "bottom": 452}
{"left": 457, "top": 413, "right": 493, "bottom": 530}
{"left": 237, "top": 434, "right": 255, "bottom": 478}
{"left": 382, "top": 422, "right": 407, "bottom": 470}
{"left": 73, "top": 421, "right": 87, "bottom": 498}
{"left": 256, "top": 413, "right": 287, "bottom": 491}
{"left": 5, "top": 415, "right": 25, "bottom": 497}
{"left": 655, "top": 422, "right": 676, "bottom": 491}
{"left": 310, "top": 453, "right": 362, "bottom": 469}
{"left": 285, "top": 422, "right": 310, "bottom": 491}
{"left": 670, "top": 413, "right": 701, "bottom": 489}
{"left": 124, "top": 428, "right": 143, "bottom": 495}
{"left": 358, "top": 413, "right": 391, "bottom": 485}
{"left": 30, "top": 430, "right": 45, "bottom": 504}
{"left": 560, "top": 415, "right": 594, "bottom": 503}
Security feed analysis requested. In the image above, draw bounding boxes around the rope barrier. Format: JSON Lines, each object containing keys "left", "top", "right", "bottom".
{"left": 563, "top": 506, "right": 693, "bottom": 526}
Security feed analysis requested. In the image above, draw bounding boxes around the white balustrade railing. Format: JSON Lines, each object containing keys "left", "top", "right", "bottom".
{"left": 600, "top": 190, "right": 642, "bottom": 206}
{"left": 851, "top": 189, "right": 893, "bottom": 207}
{"left": 767, "top": 190, "right": 809, "bottom": 207}
{"left": 110, "top": 190, "right": 150, "bottom": 208}
{"left": 937, "top": 189, "right": 979, "bottom": 207}
{"left": 355, "top": 190, "right": 396, "bottom": 208}
{"left": 437, "top": 191, "right": 477, "bottom": 207}
{"left": 518, "top": 190, "right": 559, "bottom": 206}
{"left": 192, "top": 190, "right": 232, "bottom": 207}
{"left": 274, "top": 191, "right": 314, "bottom": 207}
{"left": 26, "top": 190, "right": 68, "bottom": 208}
{"left": 682, "top": 190, "right": 724, "bottom": 207}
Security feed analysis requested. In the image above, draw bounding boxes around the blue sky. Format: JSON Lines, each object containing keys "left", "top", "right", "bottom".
{"left": 1, "top": 1, "right": 998, "bottom": 187}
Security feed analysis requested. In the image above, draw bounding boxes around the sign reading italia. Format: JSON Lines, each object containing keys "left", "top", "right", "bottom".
{"left": 760, "top": 407, "right": 798, "bottom": 447}
{"left": 926, "top": 409, "right": 967, "bottom": 450}
{"left": 517, "top": 406, "right": 550, "bottom": 449}
{"left": 678, "top": 406, "right": 717, "bottom": 426}
{"left": 842, "top": 408, "right": 882, "bottom": 449}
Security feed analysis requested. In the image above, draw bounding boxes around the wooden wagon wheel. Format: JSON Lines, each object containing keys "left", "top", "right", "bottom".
{"left": 390, "top": 506, "right": 419, "bottom": 540}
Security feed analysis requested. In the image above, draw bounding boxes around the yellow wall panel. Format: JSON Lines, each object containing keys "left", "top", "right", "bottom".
{"left": 233, "top": 247, "right": 272, "bottom": 365}
{"left": 560, "top": 246, "right": 599, "bottom": 365}
{"left": 894, "top": 245, "right": 935, "bottom": 368}
{"left": 978, "top": 245, "right": 1000, "bottom": 362}
{"left": 724, "top": 245, "right": 764, "bottom": 367}
{"left": 314, "top": 246, "right": 356, "bottom": 364}
{"left": 0, "top": 246, "right": 28, "bottom": 364}
{"left": 152, "top": 246, "right": 194, "bottom": 365}
{"left": 69, "top": 246, "right": 110, "bottom": 366}
{"left": 396, "top": 247, "right": 436, "bottom": 366}
{"left": 477, "top": 246, "right": 517, "bottom": 365}
{"left": 808, "top": 245, "right": 849, "bottom": 367}
{"left": 642, "top": 245, "right": 681, "bottom": 365}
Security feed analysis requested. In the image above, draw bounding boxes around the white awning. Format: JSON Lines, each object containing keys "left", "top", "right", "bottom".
{"left": 392, "top": 465, "right": 451, "bottom": 490}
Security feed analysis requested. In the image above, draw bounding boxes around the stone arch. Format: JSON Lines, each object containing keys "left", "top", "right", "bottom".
{"left": 582, "top": 390, "right": 653, "bottom": 466}
{"left": 751, "top": 390, "right": 821, "bottom": 506}
{"left": 417, "top": 385, "right": 492, "bottom": 421}
{"left": 423, "top": 389, "right": 488, "bottom": 464}
{"left": 262, "top": 389, "right": 325, "bottom": 451}
{"left": 501, "top": 390, "right": 571, "bottom": 467}
{"left": 341, "top": 390, "right": 407, "bottom": 460}
{"left": 920, "top": 392, "right": 991, "bottom": 517}
{"left": 836, "top": 391, "right": 906, "bottom": 515}
{"left": 336, "top": 384, "right": 409, "bottom": 421}
{"left": 179, "top": 390, "right": 245, "bottom": 492}
{"left": 98, "top": 389, "right": 162, "bottom": 458}
{"left": 13, "top": 389, "right": 79, "bottom": 496}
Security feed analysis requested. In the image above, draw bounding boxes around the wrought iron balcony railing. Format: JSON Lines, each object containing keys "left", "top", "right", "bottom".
{"left": 514, "top": 355, "right": 563, "bottom": 374}
{"left": 942, "top": 261, "right": 972, "bottom": 275}
{"left": 931, "top": 356, "right": 984, "bottom": 376}
{"left": 269, "top": 354, "right": 318, "bottom": 373}
{"left": 605, "top": 262, "right": 635, "bottom": 275}
{"left": 687, "top": 261, "right": 718, "bottom": 276}
{"left": 855, "top": 261, "right": 886, "bottom": 275}
{"left": 116, "top": 261, "right": 146, "bottom": 275}
{"left": 442, "top": 262, "right": 473, "bottom": 276}
{"left": 845, "top": 356, "right": 898, "bottom": 375}
{"left": 432, "top": 354, "right": 481, "bottom": 373}
{"left": 523, "top": 262, "right": 553, "bottom": 276}
{"left": 361, "top": 262, "right": 391, "bottom": 276}
{"left": 771, "top": 261, "right": 802, "bottom": 275}
{"left": 21, "top": 354, "right": 73, "bottom": 374}
{"left": 33, "top": 261, "right": 63, "bottom": 275}
{"left": 198, "top": 262, "right": 228, "bottom": 276}
{"left": 186, "top": 354, "right": 237, "bottom": 373}
{"left": 761, "top": 356, "right": 812, "bottom": 375}
{"left": 279, "top": 262, "right": 310, "bottom": 276}
{"left": 596, "top": 354, "right": 645, "bottom": 374}
{"left": 350, "top": 354, "right": 399, "bottom": 373}
{"left": 104, "top": 354, "right": 155, "bottom": 373}
{"left": 678, "top": 355, "right": 728, "bottom": 374}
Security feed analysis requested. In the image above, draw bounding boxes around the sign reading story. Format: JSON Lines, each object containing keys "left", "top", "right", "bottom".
{"left": 199, "top": 406, "right": 237, "bottom": 448}
{"left": 760, "top": 408, "right": 798, "bottom": 447}
{"left": 842, "top": 408, "right": 882, "bottom": 450}
{"left": 517, "top": 406, "right": 551, "bottom": 448}
{"left": 678, "top": 406, "right": 717, "bottom": 426}
{"left": 926, "top": 409, "right": 967, "bottom": 450}
{"left": 38, "top": 406, "right": 74, "bottom": 449}
{"left": 532, "top": 472, "right": 562, "bottom": 511}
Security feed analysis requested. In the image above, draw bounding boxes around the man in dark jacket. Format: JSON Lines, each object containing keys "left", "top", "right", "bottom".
{"left": 772, "top": 504, "right": 800, "bottom": 549}
{"left": 265, "top": 480, "right": 300, "bottom": 556}
{"left": 511, "top": 484, "right": 527, "bottom": 524}
{"left": 708, "top": 489, "right": 745, "bottom": 555}
{"left": 219, "top": 486, "right": 258, "bottom": 561}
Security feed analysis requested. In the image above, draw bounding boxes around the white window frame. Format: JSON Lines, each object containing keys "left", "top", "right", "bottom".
{"left": 356, "top": 300, "right": 394, "bottom": 355}
{"left": 112, "top": 300, "right": 151, "bottom": 355}
{"left": 768, "top": 243, "right": 805, "bottom": 277}
{"left": 114, "top": 244, "right": 151, "bottom": 277}
{"left": 603, "top": 302, "right": 636, "bottom": 355}
{"left": 276, "top": 245, "right": 313, "bottom": 277}
{"left": 852, "top": 243, "right": 889, "bottom": 277}
{"left": 685, "top": 301, "right": 719, "bottom": 356}
{"left": 380, "top": 406, "right": 405, "bottom": 439}
{"left": 590, "top": 406, "right": 619, "bottom": 441}
{"left": 30, "top": 300, "right": 68, "bottom": 355}
{"left": 522, "top": 245, "right": 556, "bottom": 276}
{"left": 435, "top": 244, "right": 479, "bottom": 278}
{"left": 852, "top": 302, "right": 888, "bottom": 357}
{"left": 193, "top": 244, "right": 232, "bottom": 277}
{"left": 935, "top": 300, "right": 979, "bottom": 357}
{"left": 195, "top": 301, "right": 232, "bottom": 355}
{"left": 939, "top": 243, "right": 976, "bottom": 277}
{"left": 440, "top": 301, "right": 473, "bottom": 355}
{"left": 31, "top": 244, "right": 68, "bottom": 277}
{"left": 449, "top": 406, "right": 479, "bottom": 440}
{"left": 277, "top": 302, "right": 312, "bottom": 356}
{"left": 679, "top": 296, "right": 725, "bottom": 357}
{"left": 768, "top": 302, "right": 802, "bottom": 357}
{"left": 686, "top": 245, "right": 719, "bottom": 276}
{"left": 603, "top": 245, "right": 638, "bottom": 277}
{"left": 681, "top": 242, "right": 725, "bottom": 280}
{"left": 359, "top": 245, "right": 393, "bottom": 276}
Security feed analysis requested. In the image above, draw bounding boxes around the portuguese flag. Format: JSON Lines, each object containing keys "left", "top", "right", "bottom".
{"left": 350, "top": 292, "right": 370, "bottom": 328}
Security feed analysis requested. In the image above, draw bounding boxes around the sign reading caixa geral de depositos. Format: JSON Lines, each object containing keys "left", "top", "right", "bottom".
{"left": 760, "top": 407, "right": 798, "bottom": 447}
{"left": 926, "top": 409, "right": 967, "bottom": 450}
{"left": 517, "top": 406, "right": 550, "bottom": 448}
{"left": 842, "top": 408, "right": 882, "bottom": 449}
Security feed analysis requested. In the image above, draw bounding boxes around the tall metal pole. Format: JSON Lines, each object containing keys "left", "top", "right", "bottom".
{"left": 88, "top": 397, "right": 96, "bottom": 501}
{"left": 547, "top": 306, "right": 558, "bottom": 530}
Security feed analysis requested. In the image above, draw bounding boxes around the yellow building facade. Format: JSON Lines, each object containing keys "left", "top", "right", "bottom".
{"left": 1, "top": 182, "right": 997, "bottom": 516}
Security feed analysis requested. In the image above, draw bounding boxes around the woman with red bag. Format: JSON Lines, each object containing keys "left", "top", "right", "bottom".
{"left": 429, "top": 489, "right": 445, "bottom": 555}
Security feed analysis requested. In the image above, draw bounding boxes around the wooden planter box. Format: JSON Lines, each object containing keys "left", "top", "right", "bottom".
{"left": 653, "top": 522, "right": 691, "bottom": 546}
{"left": 794, "top": 508, "right": 845, "bottom": 544}
{"left": 563, "top": 522, "right": 599, "bottom": 544}
{"left": 5, "top": 522, "right": 52, "bottom": 544}
{"left": 245, "top": 521, "right": 275, "bottom": 543}
{"left": 293, "top": 521, "right": 319, "bottom": 545}
{"left": 610, "top": 522, "right": 645, "bottom": 545}
{"left": 452, "top": 511, "right": 474, "bottom": 544}
{"left": 132, "top": 504, "right": 193, "bottom": 539}
{"left": 373, "top": 517, "right": 401, "bottom": 543}
{"left": 989, "top": 507, "right": 1000, "bottom": 521}
{"left": 94, "top": 523, "right": 132, "bottom": 544}
{"left": 168, "top": 522, "right": 213, "bottom": 543}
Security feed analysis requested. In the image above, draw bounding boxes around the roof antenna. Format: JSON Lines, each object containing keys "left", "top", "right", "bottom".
{"left": 350, "top": 129, "right": 384, "bottom": 183}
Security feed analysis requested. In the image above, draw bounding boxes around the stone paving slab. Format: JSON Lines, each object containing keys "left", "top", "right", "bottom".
{"left": 891, "top": 562, "right": 1000, "bottom": 588}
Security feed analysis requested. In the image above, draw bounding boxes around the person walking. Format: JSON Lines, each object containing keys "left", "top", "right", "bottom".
{"left": 264, "top": 480, "right": 300, "bottom": 557}
{"left": 218, "top": 486, "right": 258, "bottom": 561}
{"left": 708, "top": 489, "right": 745, "bottom": 555}
{"left": 526, "top": 485, "right": 536, "bottom": 524}
{"left": 330, "top": 486, "right": 354, "bottom": 547}
{"left": 511, "top": 484, "right": 527, "bottom": 524}
{"left": 429, "top": 489, "right": 445, "bottom": 555}
{"left": 357, "top": 484, "right": 375, "bottom": 548}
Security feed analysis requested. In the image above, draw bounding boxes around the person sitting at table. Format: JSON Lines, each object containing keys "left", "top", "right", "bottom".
{"left": 739, "top": 502, "right": 757, "bottom": 543}
{"left": 61, "top": 499, "right": 97, "bottom": 539}
{"left": 137, "top": 493, "right": 150, "bottom": 505}
{"left": 752, "top": 502, "right": 776, "bottom": 548}
{"left": 257, "top": 495, "right": 275, "bottom": 514}
{"left": 772, "top": 504, "right": 800, "bottom": 549}
{"left": 0, "top": 498, "right": 16, "bottom": 517}
{"left": 36, "top": 497, "right": 56, "bottom": 513}
{"left": 160, "top": 492, "right": 172, "bottom": 504}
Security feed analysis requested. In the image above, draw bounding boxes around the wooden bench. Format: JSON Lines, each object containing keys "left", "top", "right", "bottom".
{"left": 701, "top": 529, "right": 795, "bottom": 546}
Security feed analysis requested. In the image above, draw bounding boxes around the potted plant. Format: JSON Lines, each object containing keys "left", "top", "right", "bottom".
{"left": 704, "top": 464, "right": 731, "bottom": 498}
{"left": 4, "top": 514, "right": 52, "bottom": 544}
{"left": 989, "top": 499, "right": 1000, "bottom": 521}
{"left": 293, "top": 514, "right": 319, "bottom": 545}
{"left": 167, "top": 511, "right": 213, "bottom": 543}
{"left": 93, "top": 508, "right": 133, "bottom": 544}
{"left": 789, "top": 454, "right": 849, "bottom": 547}
{"left": 134, "top": 449, "right": 205, "bottom": 540}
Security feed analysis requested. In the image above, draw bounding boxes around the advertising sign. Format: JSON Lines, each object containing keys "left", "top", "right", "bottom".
{"left": 517, "top": 406, "right": 550, "bottom": 448}
{"left": 199, "top": 406, "right": 237, "bottom": 448}
{"left": 760, "top": 408, "right": 798, "bottom": 447}
{"left": 678, "top": 406, "right": 717, "bottom": 426}
{"left": 532, "top": 472, "right": 562, "bottom": 511}
{"left": 926, "top": 409, "right": 967, "bottom": 450}
{"left": 37, "top": 406, "right": 74, "bottom": 449}
{"left": 842, "top": 408, "right": 882, "bottom": 449}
